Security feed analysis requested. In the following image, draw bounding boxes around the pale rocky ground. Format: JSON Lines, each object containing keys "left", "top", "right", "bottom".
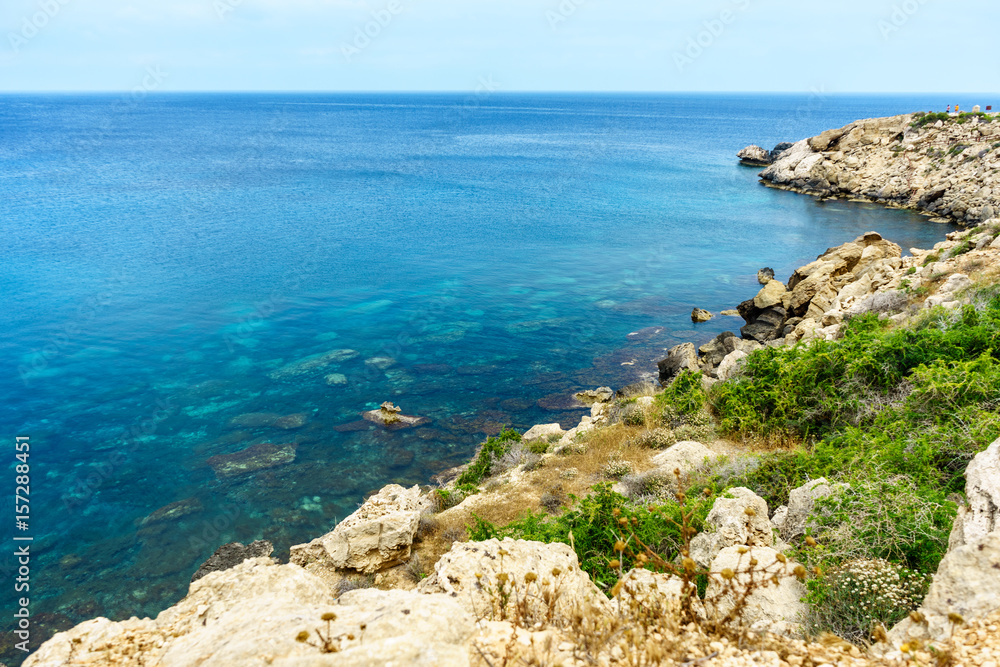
{"left": 759, "top": 112, "right": 1000, "bottom": 225}
{"left": 26, "top": 123, "right": 1000, "bottom": 665}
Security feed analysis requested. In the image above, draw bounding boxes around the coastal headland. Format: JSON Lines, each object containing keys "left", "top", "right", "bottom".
{"left": 23, "top": 115, "right": 1000, "bottom": 667}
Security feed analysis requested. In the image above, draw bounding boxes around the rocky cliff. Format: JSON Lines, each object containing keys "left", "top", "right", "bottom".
{"left": 757, "top": 112, "right": 1000, "bottom": 226}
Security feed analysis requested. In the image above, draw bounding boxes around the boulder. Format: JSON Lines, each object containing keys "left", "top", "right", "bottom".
{"left": 753, "top": 280, "right": 787, "bottom": 310}
{"left": 25, "top": 558, "right": 476, "bottom": 667}
{"left": 290, "top": 484, "right": 423, "bottom": 574}
{"left": 775, "top": 478, "right": 847, "bottom": 542}
{"left": 698, "top": 332, "right": 738, "bottom": 368}
{"left": 523, "top": 423, "right": 566, "bottom": 442}
{"left": 657, "top": 343, "right": 699, "bottom": 384}
{"left": 192, "top": 540, "right": 274, "bottom": 582}
{"left": 889, "top": 530, "right": 1000, "bottom": 644}
{"left": 740, "top": 306, "right": 787, "bottom": 343}
{"left": 808, "top": 127, "right": 846, "bottom": 151}
{"left": 613, "top": 568, "right": 699, "bottom": 617}
{"left": 948, "top": 437, "right": 1000, "bottom": 550}
{"left": 362, "top": 402, "right": 429, "bottom": 429}
{"left": 769, "top": 143, "right": 793, "bottom": 161}
{"left": 691, "top": 307, "right": 714, "bottom": 323}
{"left": 689, "top": 488, "right": 773, "bottom": 568}
{"left": 706, "top": 546, "right": 808, "bottom": 636}
{"left": 573, "top": 387, "right": 614, "bottom": 405}
{"left": 418, "top": 538, "right": 611, "bottom": 622}
{"left": 737, "top": 145, "right": 773, "bottom": 167}
{"left": 716, "top": 349, "right": 748, "bottom": 381}
{"left": 651, "top": 441, "right": 717, "bottom": 482}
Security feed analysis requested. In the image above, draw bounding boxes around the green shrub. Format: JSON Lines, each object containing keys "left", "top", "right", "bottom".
{"left": 468, "top": 483, "right": 714, "bottom": 591}
{"left": 709, "top": 294, "right": 1000, "bottom": 580}
{"left": 656, "top": 370, "right": 706, "bottom": 417}
{"left": 456, "top": 428, "right": 523, "bottom": 486}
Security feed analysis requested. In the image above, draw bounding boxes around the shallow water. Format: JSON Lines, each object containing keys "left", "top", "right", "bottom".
{"left": 0, "top": 93, "right": 954, "bottom": 649}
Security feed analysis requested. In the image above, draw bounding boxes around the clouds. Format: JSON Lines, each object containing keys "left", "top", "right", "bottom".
{"left": 0, "top": 0, "right": 997, "bottom": 91}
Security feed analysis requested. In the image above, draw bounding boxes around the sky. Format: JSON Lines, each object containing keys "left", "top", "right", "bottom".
{"left": 0, "top": 0, "right": 997, "bottom": 92}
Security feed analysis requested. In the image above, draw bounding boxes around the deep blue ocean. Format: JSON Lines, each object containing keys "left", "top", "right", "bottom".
{"left": 0, "top": 93, "right": 965, "bottom": 653}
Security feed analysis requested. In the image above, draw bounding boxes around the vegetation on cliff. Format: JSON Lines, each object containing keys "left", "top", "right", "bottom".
{"left": 465, "top": 284, "right": 1000, "bottom": 641}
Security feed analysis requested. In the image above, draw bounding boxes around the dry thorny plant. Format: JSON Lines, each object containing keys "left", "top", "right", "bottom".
{"left": 471, "top": 470, "right": 817, "bottom": 667}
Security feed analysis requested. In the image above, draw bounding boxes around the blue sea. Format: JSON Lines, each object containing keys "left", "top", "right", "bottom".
{"left": 0, "top": 93, "right": 964, "bottom": 655}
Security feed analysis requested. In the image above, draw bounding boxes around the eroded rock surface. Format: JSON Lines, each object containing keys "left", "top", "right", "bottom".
{"left": 290, "top": 484, "right": 423, "bottom": 575}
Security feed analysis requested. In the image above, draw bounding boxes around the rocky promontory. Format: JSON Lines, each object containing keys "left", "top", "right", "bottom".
{"left": 751, "top": 111, "right": 1000, "bottom": 225}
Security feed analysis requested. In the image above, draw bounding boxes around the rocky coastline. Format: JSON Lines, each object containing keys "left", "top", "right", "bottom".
{"left": 24, "top": 119, "right": 1000, "bottom": 667}
{"left": 749, "top": 111, "right": 1000, "bottom": 226}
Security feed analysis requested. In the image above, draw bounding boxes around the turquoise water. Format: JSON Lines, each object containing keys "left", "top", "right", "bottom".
{"left": 0, "top": 93, "right": 954, "bottom": 653}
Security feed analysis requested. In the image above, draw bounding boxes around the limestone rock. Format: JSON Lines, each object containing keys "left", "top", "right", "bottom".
{"left": 362, "top": 402, "right": 429, "bottom": 429}
{"left": 191, "top": 540, "right": 274, "bottom": 582}
{"left": 573, "top": 387, "right": 614, "bottom": 405}
{"left": 889, "top": 530, "right": 1000, "bottom": 644}
{"left": 613, "top": 568, "right": 699, "bottom": 617}
{"left": 698, "top": 331, "right": 738, "bottom": 368}
{"left": 657, "top": 342, "right": 699, "bottom": 384}
{"left": 740, "top": 306, "right": 787, "bottom": 343}
{"left": 290, "top": 484, "right": 423, "bottom": 574}
{"left": 949, "top": 437, "right": 1000, "bottom": 550}
{"left": 523, "top": 423, "right": 566, "bottom": 442}
{"left": 418, "top": 538, "right": 611, "bottom": 622}
{"left": 26, "top": 557, "right": 474, "bottom": 667}
{"left": 761, "top": 114, "right": 1000, "bottom": 225}
{"left": 651, "top": 440, "right": 717, "bottom": 482}
{"left": 778, "top": 478, "right": 847, "bottom": 542}
{"left": 691, "top": 307, "right": 714, "bottom": 323}
{"left": 706, "top": 546, "right": 808, "bottom": 636}
{"left": 753, "top": 279, "right": 787, "bottom": 310}
{"left": 716, "top": 349, "right": 748, "bottom": 381}
{"left": 737, "top": 145, "right": 773, "bottom": 166}
{"left": 689, "top": 488, "right": 773, "bottom": 568}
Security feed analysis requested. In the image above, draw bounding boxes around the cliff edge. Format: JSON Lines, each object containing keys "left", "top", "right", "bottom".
{"left": 758, "top": 112, "right": 1000, "bottom": 226}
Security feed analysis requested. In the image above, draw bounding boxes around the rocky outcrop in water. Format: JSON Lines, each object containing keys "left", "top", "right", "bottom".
{"left": 738, "top": 143, "right": 794, "bottom": 167}
{"left": 191, "top": 540, "right": 275, "bottom": 582}
{"left": 757, "top": 113, "right": 1000, "bottom": 225}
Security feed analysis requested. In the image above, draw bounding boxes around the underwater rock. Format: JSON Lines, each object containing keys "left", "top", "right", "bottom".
{"left": 206, "top": 443, "right": 298, "bottom": 479}
{"left": 364, "top": 356, "right": 397, "bottom": 371}
{"left": 267, "top": 349, "right": 359, "bottom": 380}
{"left": 324, "top": 372, "right": 348, "bottom": 386}
{"left": 536, "top": 393, "right": 585, "bottom": 411}
{"left": 227, "top": 412, "right": 309, "bottom": 430}
{"left": 272, "top": 413, "right": 309, "bottom": 430}
{"left": 191, "top": 540, "right": 274, "bottom": 582}
{"left": 227, "top": 412, "right": 283, "bottom": 428}
{"left": 141, "top": 497, "right": 204, "bottom": 526}
{"left": 362, "top": 402, "right": 429, "bottom": 429}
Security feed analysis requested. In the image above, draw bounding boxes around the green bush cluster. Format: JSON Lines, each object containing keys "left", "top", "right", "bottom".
{"left": 469, "top": 483, "right": 715, "bottom": 591}
{"left": 910, "top": 111, "right": 950, "bottom": 128}
{"left": 455, "top": 428, "right": 523, "bottom": 487}
{"left": 712, "top": 296, "right": 1000, "bottom": 572}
